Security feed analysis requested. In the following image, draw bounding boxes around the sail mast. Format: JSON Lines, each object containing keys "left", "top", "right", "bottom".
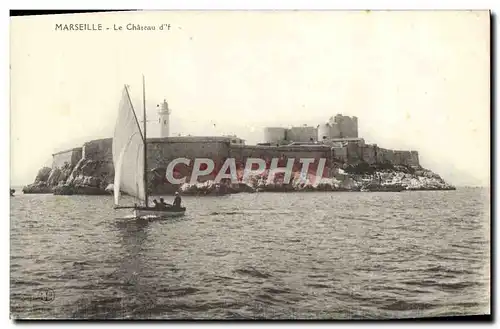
{"left": 124, "top": 84, "right": 144, "bottom": 143}
{"left": 142, "top": 75, "right": 149, "bottom": 207}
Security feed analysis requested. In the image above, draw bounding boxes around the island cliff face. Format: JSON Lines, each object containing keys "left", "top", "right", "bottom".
{"left": 23, "top": 139, "right": 114, "bottom": 195}
{"left": 23, "top": 137, "right": 455, "bottom": 196}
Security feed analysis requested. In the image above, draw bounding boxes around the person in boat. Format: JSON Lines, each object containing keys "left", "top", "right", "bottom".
{"left": 173, "top": 192, "right": 182, "bottom": 209}
{"left": 160, "top": 198, "right": 172, "bottom": 209}
{"left": 152, "top": 199, "right": 160, "bottom": 209}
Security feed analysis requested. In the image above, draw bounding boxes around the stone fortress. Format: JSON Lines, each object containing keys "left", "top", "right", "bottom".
{"left": 50, "top": 103, "right": 419, "bottom": 173}
{"left": 24, "top": 98, "right": 453, "bottom": 195}
{"left": 263, "top": 113, "right": 359, "bottom": 145}
{"left": 260, "top": 114, "right": 419, "bottom": 167}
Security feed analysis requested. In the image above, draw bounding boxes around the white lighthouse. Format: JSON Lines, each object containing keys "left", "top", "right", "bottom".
{"left": 157, "top": 99, "right": 171, "bottom": 138}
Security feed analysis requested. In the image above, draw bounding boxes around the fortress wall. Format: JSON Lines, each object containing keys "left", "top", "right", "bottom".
{"left": 385, "top": 149, "right": 395, "bottom": 163}
{"left": 402, "top": 151, "right": 414, "bottom": 166}
{"left": 390, "top": 150, "right": 406, "bottom": 166}
{"left": 83, "top": 138, "right": 113, "bottom": 162}
{"left": 346, "top": 143, "right": 362, "bottom": 162}
{"left": 286, "top": 127, "right": 318, "bottom": 143}
{"left": 342, "top": 119, "right": 357, "bottom": 138}
{"left": 409, "top": 151, "right": 420, "bottom": 166}
{"left": 352, "top": 117, "right": 359, "bottom": 138}
{"left": 147, "top": 140, "right": 231, "bottom": 170}
{"left": 333, "top": 115, "right": 358, "bottom": 138}
{"left": 393, "top": 150, "right": 420, "bottom": 166}
{"left": 377, "top": 148, "right": 395, "bottom": 163}
{"left": 229, "top": 145, "right": 331, "bottom": 163}
{"left": 361, "top": 144, "right": 377, "bottom": 164}
{"left": 393, "top": 151, "right": 403, "bottom": 165}
{"left": 375, "top": 147, "right": 386, "bottom": 163}
{"left": 50, "top": 136, "right": 421, "bottom": 187}
{"left": 332, "top": 147, "right": 347, "bottom": 162}
{"left": 373, "top": 147, "right": 420, "bottom": 166}
{"left": 330, "top": 123, "right": 341, "bottom": 139}
{"left": 52, "top": 148, "right": 83, "bottom": 169}
{"left": 229, "top": 145, "right": 332, "bottom": 177}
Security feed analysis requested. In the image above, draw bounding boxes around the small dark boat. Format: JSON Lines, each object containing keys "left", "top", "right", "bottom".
{"left": 360, "top": 182, "right": 405, "bottom": 192}
{"left": 133, "top": 206, "right": 186, "bottom": 218}
{"left": 10, "top": 188, "right": 15, "bottom": 196}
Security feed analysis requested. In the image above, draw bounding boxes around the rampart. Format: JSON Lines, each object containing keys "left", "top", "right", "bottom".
{"left": 229, "top": 144, "right": 331, "bottom": 163}
{"left": 320, "top": 143, "right": 419, "bottom": 166}
{"left": 82, "top": 138, "right": 113, "bottom": 162}
{"left": 147, "top": 137, "right": 231, "bottom": 169}
{"left": 51, "top": 148, "right": 83, "bottom": 169}
{"left": 40, "top": 136, "right": 421, "bottom": 196}
{"left": 51, "top": 137, "right": 421, "bottom": 173}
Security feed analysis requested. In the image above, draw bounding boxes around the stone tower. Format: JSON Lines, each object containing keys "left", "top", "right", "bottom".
{"left": 157, "top": 99, "right": 171, "bottom": 138}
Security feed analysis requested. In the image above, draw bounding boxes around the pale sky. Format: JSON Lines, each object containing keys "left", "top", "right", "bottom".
{"left": 10, "top": 11, "right": 490, "bottom": 186}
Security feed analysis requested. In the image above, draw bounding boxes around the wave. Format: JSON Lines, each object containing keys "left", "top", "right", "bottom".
{"left": 233, "top": 267, "right": 272, "bottom": 279}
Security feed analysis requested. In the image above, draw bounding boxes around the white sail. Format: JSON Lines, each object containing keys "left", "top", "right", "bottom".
{"left": 112, "top": 86, "right": 146, "bottom": 205}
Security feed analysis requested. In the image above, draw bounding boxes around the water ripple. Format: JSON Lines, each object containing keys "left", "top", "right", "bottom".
{"left": 10, "top": 188, "right": 490, "bottom": 319}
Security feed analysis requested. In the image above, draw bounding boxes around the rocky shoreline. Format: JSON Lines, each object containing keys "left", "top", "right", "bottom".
{"left": 22, "top": 158, "right": 114, "bottom": 196}
{"left": 23, "top": 159, "right": 455, "bottom": 196}
{"left": 176, "top": 164, "right": 455, "bottom": 195}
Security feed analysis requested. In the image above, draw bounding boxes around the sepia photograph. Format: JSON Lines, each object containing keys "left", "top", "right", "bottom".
{"left": 9, "top": 9, "right": 491, "bottom": 320}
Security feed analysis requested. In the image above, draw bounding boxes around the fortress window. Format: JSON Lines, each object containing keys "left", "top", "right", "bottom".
{"left": 164, "top": 120, "right": 166, "bottom": 124}
{"left": 158, "top": 118, "right": 160, "bottom": 123}
{"left": 323, "top": 136, "right": 327, "bottom": 139}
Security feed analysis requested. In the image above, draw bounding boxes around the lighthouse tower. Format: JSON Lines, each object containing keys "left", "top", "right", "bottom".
{"left": 157, "top": 99, "right": 171, "bottom": 138}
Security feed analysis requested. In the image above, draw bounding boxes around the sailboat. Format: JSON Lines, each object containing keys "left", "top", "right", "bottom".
{"left": 112, "top": 76, "right": 186, "bottom": 218}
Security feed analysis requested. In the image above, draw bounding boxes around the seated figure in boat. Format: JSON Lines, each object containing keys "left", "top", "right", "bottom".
{"left": 152, "top": 199, "right": 160, "bottom": 209}
{"left": 173, "top": 192, "right": 182, "bottom": 209}
{"left": 159, "top": 197, "right": 170, "bottom": 208}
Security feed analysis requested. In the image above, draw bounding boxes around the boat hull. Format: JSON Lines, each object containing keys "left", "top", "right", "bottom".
{"left": 133, "top": 207, "right": 186, "bottom": 218}
{"left": 360, "top": 183, "right": 405, "bottom": 192}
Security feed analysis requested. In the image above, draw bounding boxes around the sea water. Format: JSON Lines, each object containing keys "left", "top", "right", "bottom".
{"left": 10, "top": 188, "right": 490, "bottom": 319}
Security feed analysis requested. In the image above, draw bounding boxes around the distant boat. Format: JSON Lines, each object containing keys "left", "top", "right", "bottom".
{"left": 360, "top": 182, "right": 405, "bottom": 192}
{"left": 10, "top": 189, "right": 15, "bottom": 197}
{"left": 112, "top": 77, "right": 186, "bottom": 218}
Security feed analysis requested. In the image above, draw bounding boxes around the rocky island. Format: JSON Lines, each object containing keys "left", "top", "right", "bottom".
{"left": 23, "top": 156, "right": 455, "bottom": 196}
{"left": 23, "top": 114, "right": 455, "bottom": 196}
{"left": 23, "top": 141, "right": 455, "bottom": 197}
